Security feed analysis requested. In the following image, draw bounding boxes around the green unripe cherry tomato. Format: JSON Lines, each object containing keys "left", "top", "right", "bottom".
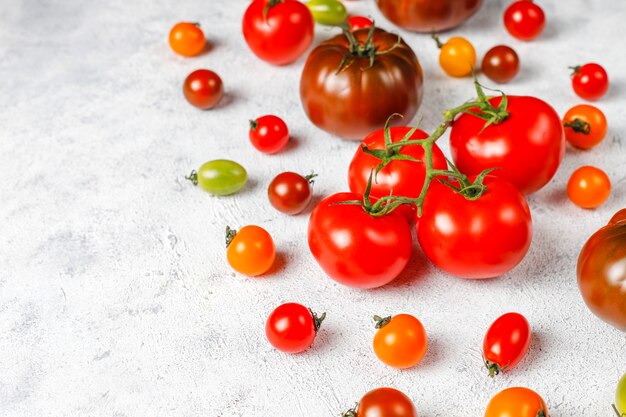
{"left": 617, "top": 373, "right": 626, "bottom": 415}
{"left": 187, "top": 159, "right": 247, "bottom": 196}
{"left": 306, "top": 0, "right": 347, "bottom": 26}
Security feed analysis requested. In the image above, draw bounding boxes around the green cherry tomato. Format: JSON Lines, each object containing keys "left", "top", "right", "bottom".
{"left": 186, "top": 159, "right": 247, "bottom": 196}
{"left": 306, "top": 0, "right": 347, "bottom": 26}
{"left": 617, "top": 373, "right": 626, "bottom": 415}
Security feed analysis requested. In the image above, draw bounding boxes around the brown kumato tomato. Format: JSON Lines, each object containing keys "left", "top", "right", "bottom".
{"left": 300, "top": 27, "right": 423, "bottom": 140}
{"left": 375, "top": 0, "right": 483, "bottom": 33}
{"left": 577, "top": 209, "right": 626, "bottom": 332}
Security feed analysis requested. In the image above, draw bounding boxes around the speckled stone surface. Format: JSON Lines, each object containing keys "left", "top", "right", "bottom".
{"left": 1, "top": 0, "right": 625, "bottom": 416}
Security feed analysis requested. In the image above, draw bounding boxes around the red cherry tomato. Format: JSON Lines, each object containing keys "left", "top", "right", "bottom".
{"left": 268, "top": 172, "right": 315, "bottom": 215}
{"left": 347, "top": 16, "right": 373, "bottom": 31}
{"left": 450, "top": 95, "right": 565, "bottom": 195}
{"left": 308, "top": 192, "right": 412, "bottom": 289}
{"left": 347, "top": 387, "right": 417, "bottom": 417}
{"left": 417, "top": 176, "right": 532, "bottom": 279}
{"left": 481, "top": 45, "right": 520, "bottom": 84}
{"left": 483, "top": 312, "right": 531, "bottom": 377}
{"left": 183, "top": 69, "right": 224, "bottom": 110}
{"left": 348, "top": 126, "right": 447, "bottom": 199}
{"left": 265, "top": 303, "right": 325, "bottom": 353}
{"left": 169, "top": 22, "right": 205, "bottom": 57}
{"left": 249, "top": 115, "right": 290, "bottom": 154}
{"left": 567, "top": 166, "right": 611, "bottom": 209}
{"left": 571, "top": 63, "right": 609, "bottom": 101}
{"left": 242, "top": 0, "right": 314, "bottom": 65}
{"left": 503, "top": 0, "right": 545, "bottom": 41}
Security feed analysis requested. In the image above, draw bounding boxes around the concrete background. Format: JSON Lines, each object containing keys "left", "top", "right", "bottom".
{"left": 1, "top": 0, "right": 625, "bottom": 416}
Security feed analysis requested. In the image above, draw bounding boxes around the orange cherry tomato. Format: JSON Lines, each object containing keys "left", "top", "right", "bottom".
{"left": 562, "top": 104, "right": 607, "bottom": 150}
{"left": 169, "top": 22, "right": 206, "bottom": 57}
{"left": 226, "top": 225, "right": 276, "bottom": 276}
{"left": 435, "top": 35, "right": 476, "bottom": 77}
{"left": 372, "top": 314, "right": 427, "bottom": 369}
{"left": 567, "top": 166, "right": 611, "bottom": 209}
{"left": 484, "top": 387, "right": 549, "bottom": 417}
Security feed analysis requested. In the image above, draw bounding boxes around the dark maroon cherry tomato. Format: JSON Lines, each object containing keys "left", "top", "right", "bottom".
{"left": 268, "top": 172, "right": 315, "bottom": 215}
{"left": 503, "top": 0, "right": 545, "bottom": 41}
{"left": 183, "top": 69, "right": 224, "bottom": 110}
{"left": 571, "top": 63, "right": 609, "bottom": 101}
{"left": 249, "top": 115, "right": 290, "bottom": 154}
{"left": 482, "top": 45, "right": 520, "bottom": 83}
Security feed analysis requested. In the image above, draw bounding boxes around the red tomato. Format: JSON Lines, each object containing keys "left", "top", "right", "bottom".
{"left": 265, "top": 303, "right": 325, "bottom": 353}
{"left": 485, "top": 387, "right": 549, "bottom": 417}
{"left": 347, "top": 16, "right": 373, "bottom": 31}
{"left": 481, "top": 45, "right": 520, "bottom": 84}
{"left": 578, "top": 209, "right": 626, "bottom": 331}
{"left": 483, "top": 312, "right": 531, "bottom": 377}
{"left": 348, "top": 126, "right": 447, "bottom": 199}
{"left": 503, "top": 0, "right": 545, "bottom": 41}
{"left": 249, "top": 115, "right": 289, "bottom": 154}
{"left": 308, "top": 192, "right": 412, "bottom": 289}
{"left": 183, "top": 69, "right": 224, "bottom": 110}
{"left": 169, "top": 22, "right": 205, "bottom": 57}
{"left": 571, "top": 63, "right": 609, "bottom": 101}
{"left": 567, "top": 166, "right": 611, "bottom": 209}
{"left": 346, "top": 387, "right": 417, "bottom": 417}
{"left": 417, "top": 176, "right": 532, "bottom": 279}
{"left": 268, "top": 172, "right": 314, "bottom": 215}
{"left": 242, "top": 0, "right": 314, "bottom": 65}
{"left": 450, "top": 95, "right": 565, "bottom": 195}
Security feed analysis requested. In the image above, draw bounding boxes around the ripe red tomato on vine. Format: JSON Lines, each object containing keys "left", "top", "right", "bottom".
{"left": 242, "top": 0, "right": 314, "bottom": 65}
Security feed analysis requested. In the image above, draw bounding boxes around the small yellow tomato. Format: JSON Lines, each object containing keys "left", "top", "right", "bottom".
{"left": 435, "top": 35, "right": 476, "bottom": 77}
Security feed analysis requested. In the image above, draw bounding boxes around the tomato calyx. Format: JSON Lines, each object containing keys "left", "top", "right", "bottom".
{"left": 340, "top": 403, "right": 359, "bottom": 417}
{"left": 305, "top": 172, "right": 318, "bottom": 184}
{"left": 309, "top": 308, "right": 326, "bottom": 332}
{"left": 612, "top": 404, "right": 624, "bottom": 416}
{"left": 249, "top": 119, "right": 259, "bottom": 131}
{"left": 337, "top": 24, "right": 402, "bottom": 73}
{"left": 431, "top": 33, "right": 445, "bottom": 49}
{"left": 484, "top": 358, "right": 509, "bottom": 378}
{"left": 373, "top": 314, "right": 392, "bottom": 329}
{"left": 563, "top": 118, "right": 591, "bottom": 134}
{"left": 185, "top": 170, "right": 199, "bottom": 186}
{"left": 569, "top": 65, "right": 582, "bottom": 76}
{"left": 225, "top": 226, "right": 237, "bottom": 247}
{"left": 263, "top": 0, "right": 285, "bottom": 20}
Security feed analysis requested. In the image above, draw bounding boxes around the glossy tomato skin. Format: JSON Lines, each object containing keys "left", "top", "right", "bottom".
{"left": 484, "top": 387, "right": 548, "bottom": 417}
{"left": 183, "top": 69, "right": 224, "bottom": 109}
{"left": 300, "top": 28, "right": 423, "bottom": 140}
{"left": 348, "top": 127, "right": 447, "bottom": 199}
{"left": 483, "top": 312, "right": 531, "bottom": 376}
{"left": 417, "top": 176, "right": 532, "bottom": 279}
{"left": 373, "top": 314, "right": 428, "bottom": 369}
{"left": 306, "top": 0, "right": 347, "bottom": 25}
{"left": 563, "top": 104, "right": 607, "bottom": 150}
{"left": 482, "top": 45, "right": 520, "bottom": 83}
{"left": 577, "top": 210, "right": 626, "bottom": 331}
{"left": 268, "top": 172, "right": 313, "bottom": 215}
{"left": 308, "top": 192, "right": 412, "bottom": 289}
{"left": 439, "top": 36, "right": 476, "bottom": 78}
{"left": 567, "top": 166, "right": 611, "bottom": 209}
{"left": 375, "top": 0, "right": 483, "bottom": 33}
{"left": 196, "top": 159, "right": 248, "bottom": 195}
{"left": 503, "top": 0, "right": 545, "bottom": 41}
{"left": 571, "top": 63, "right": 609, "bottom": 101}
{"left": 450, "top": 95, "right": 565, "bottom": 195}
{"left": 266, "top": 303, "right": 317, "bottom": 353}
{"left": 242, "top": 0, "right": 314, "bottom": 66}
{"left": 169, "top": 22, "right": 206, "bottom": 57}
{"left": 347, "top": 16, "right": 374, "bottom": 31}
{"left": 249, "top": 115, "right": 289, "bottom": 154}
{"left": 227, "top": 225, "right": 276, "bottom": 276}
{"left": 357, "top": 387, "right": 417, "bottom": 417}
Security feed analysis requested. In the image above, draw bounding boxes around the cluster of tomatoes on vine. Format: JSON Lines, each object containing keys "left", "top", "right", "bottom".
{"left": 167, "top": 0, "right": 625, "bottom": 415}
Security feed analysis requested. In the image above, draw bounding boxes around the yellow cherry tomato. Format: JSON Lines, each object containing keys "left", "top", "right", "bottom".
{"left": 435, "top": 35, "right": 476, "bottom": 77}
{"left": 226, "top": 225, "right": 276, "bottom": 276}
{"left": 372, "top": 314, "right": 428, "bottom": 369}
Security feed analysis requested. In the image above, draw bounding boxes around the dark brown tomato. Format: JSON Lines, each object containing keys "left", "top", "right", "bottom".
{"left": 375, "top": 0, "right": 483, "bottom": 32}
{"left": 482, "top": 45, "right": 520, "bottom": 84}
{"left": 268, "top": 172, "right": 314, "bottom": 215}
{"left": 300, "top": 28, "right": 423, "bottom": 140}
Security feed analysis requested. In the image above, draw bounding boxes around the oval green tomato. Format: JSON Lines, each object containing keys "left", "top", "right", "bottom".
{"left": 197, "top": 159, "right": 247, "bottom": 196}
{"left": 306, "top": 0, "right": 347, "bottom": 26}
{"left": 617, "top": 373, "right": 626, "bottom": 415}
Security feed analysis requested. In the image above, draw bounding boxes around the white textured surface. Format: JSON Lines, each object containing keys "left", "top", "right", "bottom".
{"left": 1, "top": 0, "right": 625, "bottom": 416}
